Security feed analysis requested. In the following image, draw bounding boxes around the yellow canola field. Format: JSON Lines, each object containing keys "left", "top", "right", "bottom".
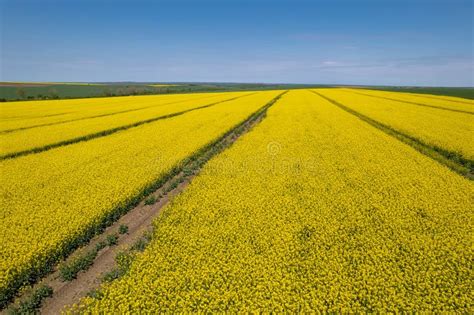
{"left": 316, "top": 89, "right": 474, "bottom": 161}
{"left": 408, "top": 93, "right": 474, "bottom": 105}
{"left": 0, "top": 92, "right": 222, "bottom": 132}
{"left": 347, "top": 88, "right": 474, "bottom": 113}
{"left": 0, "top": 90, "right": 281, "bottom": 303}
{"left": 75, "top": 90, "right": 472, "bottom": 312}
{"left": 0, "top": 91, "right": 251, "bottom": 157}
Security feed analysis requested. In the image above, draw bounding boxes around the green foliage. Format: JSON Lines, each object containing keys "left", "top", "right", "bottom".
{"left": 59, "top": 250, "right": 97, "bottom": 281}
{"left": 95, "top": 240, "right": 107, "bottom": 252}
{"left": 58, "top": 232, "right": 119, "bottom": 282}
{"left": 118, "top": 224, "right": 129, "bottom": 235}
{"left": 102, "top": 252, "right": 135, "bottom": 283}
{"left": 130, "top": 233, "right": 152, "bottom": 252}
{"left": 144, "top": 196, "right": 157, "bottom": 205}
{"left": 106, "top": 234, "right": 118, "bottom": 246}
{"left": 86, "top": 289, "right": 104, "bottom": 300}
{"left": 7, "top": 285, "right": 53, "bottom": 314}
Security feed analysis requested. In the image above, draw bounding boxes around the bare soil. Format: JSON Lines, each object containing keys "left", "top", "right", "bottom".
{"left": 40, "top": 180, "right": 189, "bottom": 314}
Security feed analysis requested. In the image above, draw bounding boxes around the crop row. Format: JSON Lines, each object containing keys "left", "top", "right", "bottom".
{"left": 1, "top": 92, "right": 220, "bottom": 134}
{"left": 0, "top": 92, "right": 250, "bottom": 157}
{"left": 348, "top": 88, "right": 473, "bottom": 113}
{"left": 1, "top": 92, "right": 216, "bottom": 129}
{"left": 316, "top": 89, "right": 474, "bottom": 162}
{"left": 0, "top": 90, "right": 281, "bottom": 307}
{"left": 73, "top": 90, "right": 472, "bottom": 312}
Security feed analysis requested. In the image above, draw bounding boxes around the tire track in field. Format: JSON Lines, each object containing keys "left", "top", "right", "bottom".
{"left": 311, "top": 90, "right": 473, "bottom": 180}
{"left": 0, "top": 93, "right": 257, "bottom": 160}
{"left": 3, "top": 91, "right": 287, "bottom": 314}
{"left": 400, "top": 93, "right": 474, "bottom": 105}
{"left": 1, "top": 94, "right": 222, "bottom": 134}
{"left": 1, "top": 112, "right": 75, "bottom": 122}
{"left": 346, "top": 90, "right": 474, "bottom": 115}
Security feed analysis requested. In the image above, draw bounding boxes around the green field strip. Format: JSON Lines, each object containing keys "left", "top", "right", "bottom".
{"left": 311, "top": 91, "right": 473, "bottom": 179}
{"left": 0, "top": 91, "right": 284, "bottom": 309}
{"left": 0, "top": 92, "right": 256, "bottom": 160}
{"left": 347, "top": 90, "right": 474, "bottom": 115}
{"left": 1, "top": 94, "right": 221, "bottom": 134}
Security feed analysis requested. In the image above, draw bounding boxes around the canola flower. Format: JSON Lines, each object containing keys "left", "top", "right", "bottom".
{"left": 74, "top": 90, "right": 473, "bottom": 312}
{"left": 0, "top": 90, "right": 281, "bottom": 305}
{"left": 317, "top": 88, "right": 474, "bottom": 161}
{"left": 0, "top": 91, "right": 250, "bottom": 157}
{"left": 351, "top": 88, "right": 474, "bottom": 113}
{"left": 0, "top": 92, "right": 222, "bottom": 132}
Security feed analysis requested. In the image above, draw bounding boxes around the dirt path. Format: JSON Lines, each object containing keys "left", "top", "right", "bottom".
{"left": 40, "top": 182, "right": 188, "bottom": 314}
{"left": 13, "top": 90, "right": 286, "bottom": 314}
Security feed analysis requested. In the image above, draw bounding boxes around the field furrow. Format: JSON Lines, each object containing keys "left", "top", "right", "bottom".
{"left": 405, "top": 93, "right": 474, "bottom": 105}
{"left": 312, "top": 91, "right": 472, "bottom": 177}
{"left": 0, "top": 92, "right": 224, "bottom": 131}
{"left": 0, "top": 92, "right": 253, "bottom": 159}
{"left": 0, "top": 90, "right": 282, "bottom": 306}
{"left": 360, "top": 89, "right": 474, "bottom": 106}
{"left": 1, "top": 93, "right": 222, "bottom": 133}
{"left": 345, "top": 89, "right": 474, "bottom": 114}
{"left": 315, "top": 89, "right": 474, "bottom": 162}
{"left": 73, "top": 90, "right": 472, "bottom": 312}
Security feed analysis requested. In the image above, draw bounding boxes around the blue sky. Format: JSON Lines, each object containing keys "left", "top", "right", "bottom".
{"left": 1, "top": 0, "right": 473, "bottom": 86}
